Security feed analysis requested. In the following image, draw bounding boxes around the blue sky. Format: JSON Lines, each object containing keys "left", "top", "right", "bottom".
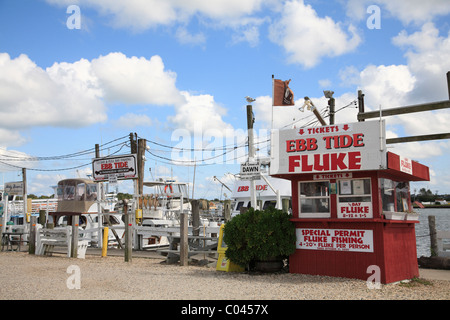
{"left": 1, "top": 0, "right": 450, "bottom": 198}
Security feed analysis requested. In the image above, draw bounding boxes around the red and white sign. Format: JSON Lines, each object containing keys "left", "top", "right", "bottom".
{"left": 270, "top": 120, "right": 386, "bottom": 175}
{"left": 296, "top": 228, "right": 374, "bottom": 252}
{"left": 400, "top": 156, "right": 412, "bottom": 175}
{"left": 92, "top": 154, "right": 137, "bottom": 181}
{"left": 337, "top": 202, "right": 372, "bottom": 218}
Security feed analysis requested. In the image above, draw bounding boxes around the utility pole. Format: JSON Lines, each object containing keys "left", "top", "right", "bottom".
{"left": 358, "top": 90, "right": 365, "bottom": 122}
{"left": 22, "top": 168, "right": 27, "bottom": 224}
{"left": 95, "top": 143, "right": 102, "bottom": 248}
{"left": 246, "top": 103, "right": 257, "bottom": 209}
{"left": 137, "top": 138, "right": 146, "bottom": 196}
{"left": 328, "top": 97, "right": 335, "bottom": 125}
{"left": 129, "top": 132, "right": 138, "bottom": 154}
{"left": 447, "top": 71, "right": 450, "bottom": 100}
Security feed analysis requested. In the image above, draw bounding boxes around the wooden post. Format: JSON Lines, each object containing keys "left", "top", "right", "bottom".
{"left": 22, "top": 168, "right": 28, "bottom": 223}
{"left": 329, "top": 97, "right": 335, "bottom": 125}
{"left": 28, "top": 216, "right": 36, "bottom": 254}
{"left": 39, "top": 210, "right": 46, "bottom": 226}
{"left": 447, "top": 71, "right": 450, "bottom": 99}
{"left": 137, "top": 138, "right": 146, "bottom": 198}
{"left": 95, "top": 143, "right": 103, "bottom": 248}
{"left": 192, "top": 200, "right": 200, "bottom": 237}
{"left": 358, "top": 90, "right": 365, "bottom": 122}
{"left": 224, "top": 200, "right": 231, "bottom": 222}
{"left": 428, "top": 215, "right": 438, "bottom": 256}
{"left": 124, "top": 200, "right": 132, "bottom": 262}
{"left": 71, "top": 215, "right": 79, "bottom": 258}
{"left": 180, "top": 212, "right": 188, "bottom": 266}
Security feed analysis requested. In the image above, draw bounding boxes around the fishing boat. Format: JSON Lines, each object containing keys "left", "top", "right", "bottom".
{"left": 50, "top": 178, "right": 124, "bottom": 246}
{"left": 230, "top": 173, "right": 292, "bottom": 216}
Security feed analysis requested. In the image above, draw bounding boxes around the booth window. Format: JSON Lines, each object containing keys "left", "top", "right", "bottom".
{"left": 379, "top": 178, "right": 410, "bottom": 212}
{"left": 338, "top": 179, "right": 371, "bottom": 203}
{"left": 299, "top": 181, "right": 330, "bottom": 218}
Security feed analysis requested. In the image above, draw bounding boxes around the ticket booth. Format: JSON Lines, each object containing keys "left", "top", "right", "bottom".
{"left": 270, "top": 120, "right": 430, "bottom": 284}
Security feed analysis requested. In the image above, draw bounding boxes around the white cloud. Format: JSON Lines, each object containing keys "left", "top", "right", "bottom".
{"left": 175, "top": 27, "right": 206, "bottom": 46}
{"left": 0, "top": 52, "right": 201, "bottom": 147}
{"left": 0, "top": 53, "right": 107, "bottom": 133}
{"left": 268, "top": 0, "right": 361, "bottom": 68}
{"left": 392, "top": 22, "right": 450, "bottom": 102}
{"left": 46, "top": 0, "right": 267, "bottom": 30}
{"left": 359, "top": 64, "right": 416, "bottom": 109}
{"left": 114, "top": 113, "right": 153, "bottom": 128}
{"left": 0, "top": 129, "right": 27, "bottom": 147}
{"left": 168, "top": 91, "right": 234, "bottom": 135}
{"left": 0, "top": 147, "right": 36, "bottom": 172}
{"left": 345, "top": 0, "right": 450, "bottom": 25}
{"left": 91, "top": 53, "right": 185, "bottom": 106}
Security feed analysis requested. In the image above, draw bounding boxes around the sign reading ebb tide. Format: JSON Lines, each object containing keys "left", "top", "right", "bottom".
{"left": 270, "top": 120, "right": 386, "bottom": 175}
{"left": 92, "top": 154, "right": 137, "bottom": 182}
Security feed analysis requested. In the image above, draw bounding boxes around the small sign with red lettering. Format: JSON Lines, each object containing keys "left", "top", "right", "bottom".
{"left": 400, "top": 156, "right": 412, "bottom": 175}
{"left": 337, "top": 202, "right": 372, "bottom": 218}
{"left": 296, "top": 228, "right": 374, "bottom": 252}
{"left": 92, "top": 154, "right": 137, "bottom": 181}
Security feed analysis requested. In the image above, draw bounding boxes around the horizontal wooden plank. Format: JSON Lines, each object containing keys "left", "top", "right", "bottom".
{"left": 358, "top": 100, "right": 450, "bottom": 121}
{"left": 386, "top": 133, "right": 450, "bottom": 144}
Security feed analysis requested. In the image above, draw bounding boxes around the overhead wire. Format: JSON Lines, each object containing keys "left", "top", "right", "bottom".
{"left": 0, "top": 97, "right": 358, "bottom": 172}
{"left": 0, "top": 135, "right": 130, "bottom": 172}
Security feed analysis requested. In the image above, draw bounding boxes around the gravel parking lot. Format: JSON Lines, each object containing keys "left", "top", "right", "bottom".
{"left": 0, "top": 251, "right": 449, "bottom": 301}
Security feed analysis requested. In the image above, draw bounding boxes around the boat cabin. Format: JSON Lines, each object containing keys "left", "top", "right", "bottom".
{"left": 50, "top": 178, "right": 100, "bottom": 226}
{"left": 231, "top": 175, "right": 291, "bottom": 216}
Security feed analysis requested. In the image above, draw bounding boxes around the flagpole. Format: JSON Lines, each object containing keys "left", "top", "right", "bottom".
{"left": 271, "top": 74, "right": 274, "bottom": 130}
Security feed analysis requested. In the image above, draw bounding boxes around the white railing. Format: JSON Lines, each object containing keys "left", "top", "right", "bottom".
{"left": 437, "top": 230, "right": 450, "bottom": 258}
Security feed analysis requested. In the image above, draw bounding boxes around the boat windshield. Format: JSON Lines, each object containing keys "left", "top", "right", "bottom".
{"left": 57, "top": 179, "right": 98, "bottom": 202}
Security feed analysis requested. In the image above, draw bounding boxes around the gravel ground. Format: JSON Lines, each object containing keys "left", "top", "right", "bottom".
{"left": 0, "top": 251, "right": 449, "bottom": 301}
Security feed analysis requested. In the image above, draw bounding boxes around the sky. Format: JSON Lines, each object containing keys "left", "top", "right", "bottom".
{"left": 1, "top": 0, "right": 450, "bottom": 199}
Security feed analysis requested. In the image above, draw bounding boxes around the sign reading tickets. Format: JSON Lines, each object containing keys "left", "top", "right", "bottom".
{"left": 270, "top": 120, "right": 386, "bottom": 175}
{"left": 296, "top": 228, "right": 374, "bottom": 253}
{"left": 92, "top": 154, "right": 137, "bottom": 181}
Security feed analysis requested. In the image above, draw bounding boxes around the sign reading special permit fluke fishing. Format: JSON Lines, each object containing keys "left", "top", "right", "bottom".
{"left": 270, "top": 120, "right": 387, "bottom": 175}
{"left": 92, "top": 154, "right": 137, "bottom": 181}
{"left": 296, "top": 228, "right": 374, "bottom": 253}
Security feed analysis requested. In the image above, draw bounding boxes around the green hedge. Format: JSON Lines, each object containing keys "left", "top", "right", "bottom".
{"left": 223, "top": 207, "right": 296, "bottom": 268}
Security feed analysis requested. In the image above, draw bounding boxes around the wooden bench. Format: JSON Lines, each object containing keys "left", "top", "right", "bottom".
{"left": 158, "top": 235, "right": 218, "bottom": 264}
{"left": 36, "top": 227, "right": 88, "bottom": 259}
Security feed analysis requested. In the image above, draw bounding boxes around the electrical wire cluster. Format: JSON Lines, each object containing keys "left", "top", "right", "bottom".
{"left": 0, "top": 135, "right": 130, "bottom": 172}
{"left": 0, "top": 98, "right": 358, "bottom": 172}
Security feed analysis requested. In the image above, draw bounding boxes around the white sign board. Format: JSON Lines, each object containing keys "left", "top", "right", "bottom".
{"left": 399, "top": 156, "right": 413, "bottom": 175}
{"left": 296, "top": 228, "right": 374, "bottom": 253}
{"left": 337, "top": 201, "right": 373, "bottom": 219}
{"left": 270, "top": 120, "right": 386, "bottom": 175}
{"left": 4, "top": 181, "right": 24, "bottom": 195}
{"left": 240, "top": 162, "right": 261, "bottom": 180}
{"left": 92, "top": 154, "right": 137, "bottom": 181}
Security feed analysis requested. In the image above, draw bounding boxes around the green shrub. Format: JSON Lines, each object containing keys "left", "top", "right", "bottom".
{"left": 223, "top": 207, "right": 296, "bottom": 268}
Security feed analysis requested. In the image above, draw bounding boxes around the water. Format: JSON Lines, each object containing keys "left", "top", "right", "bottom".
{"left": 415, "top": 208, "right": 450, "bottom": 257}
